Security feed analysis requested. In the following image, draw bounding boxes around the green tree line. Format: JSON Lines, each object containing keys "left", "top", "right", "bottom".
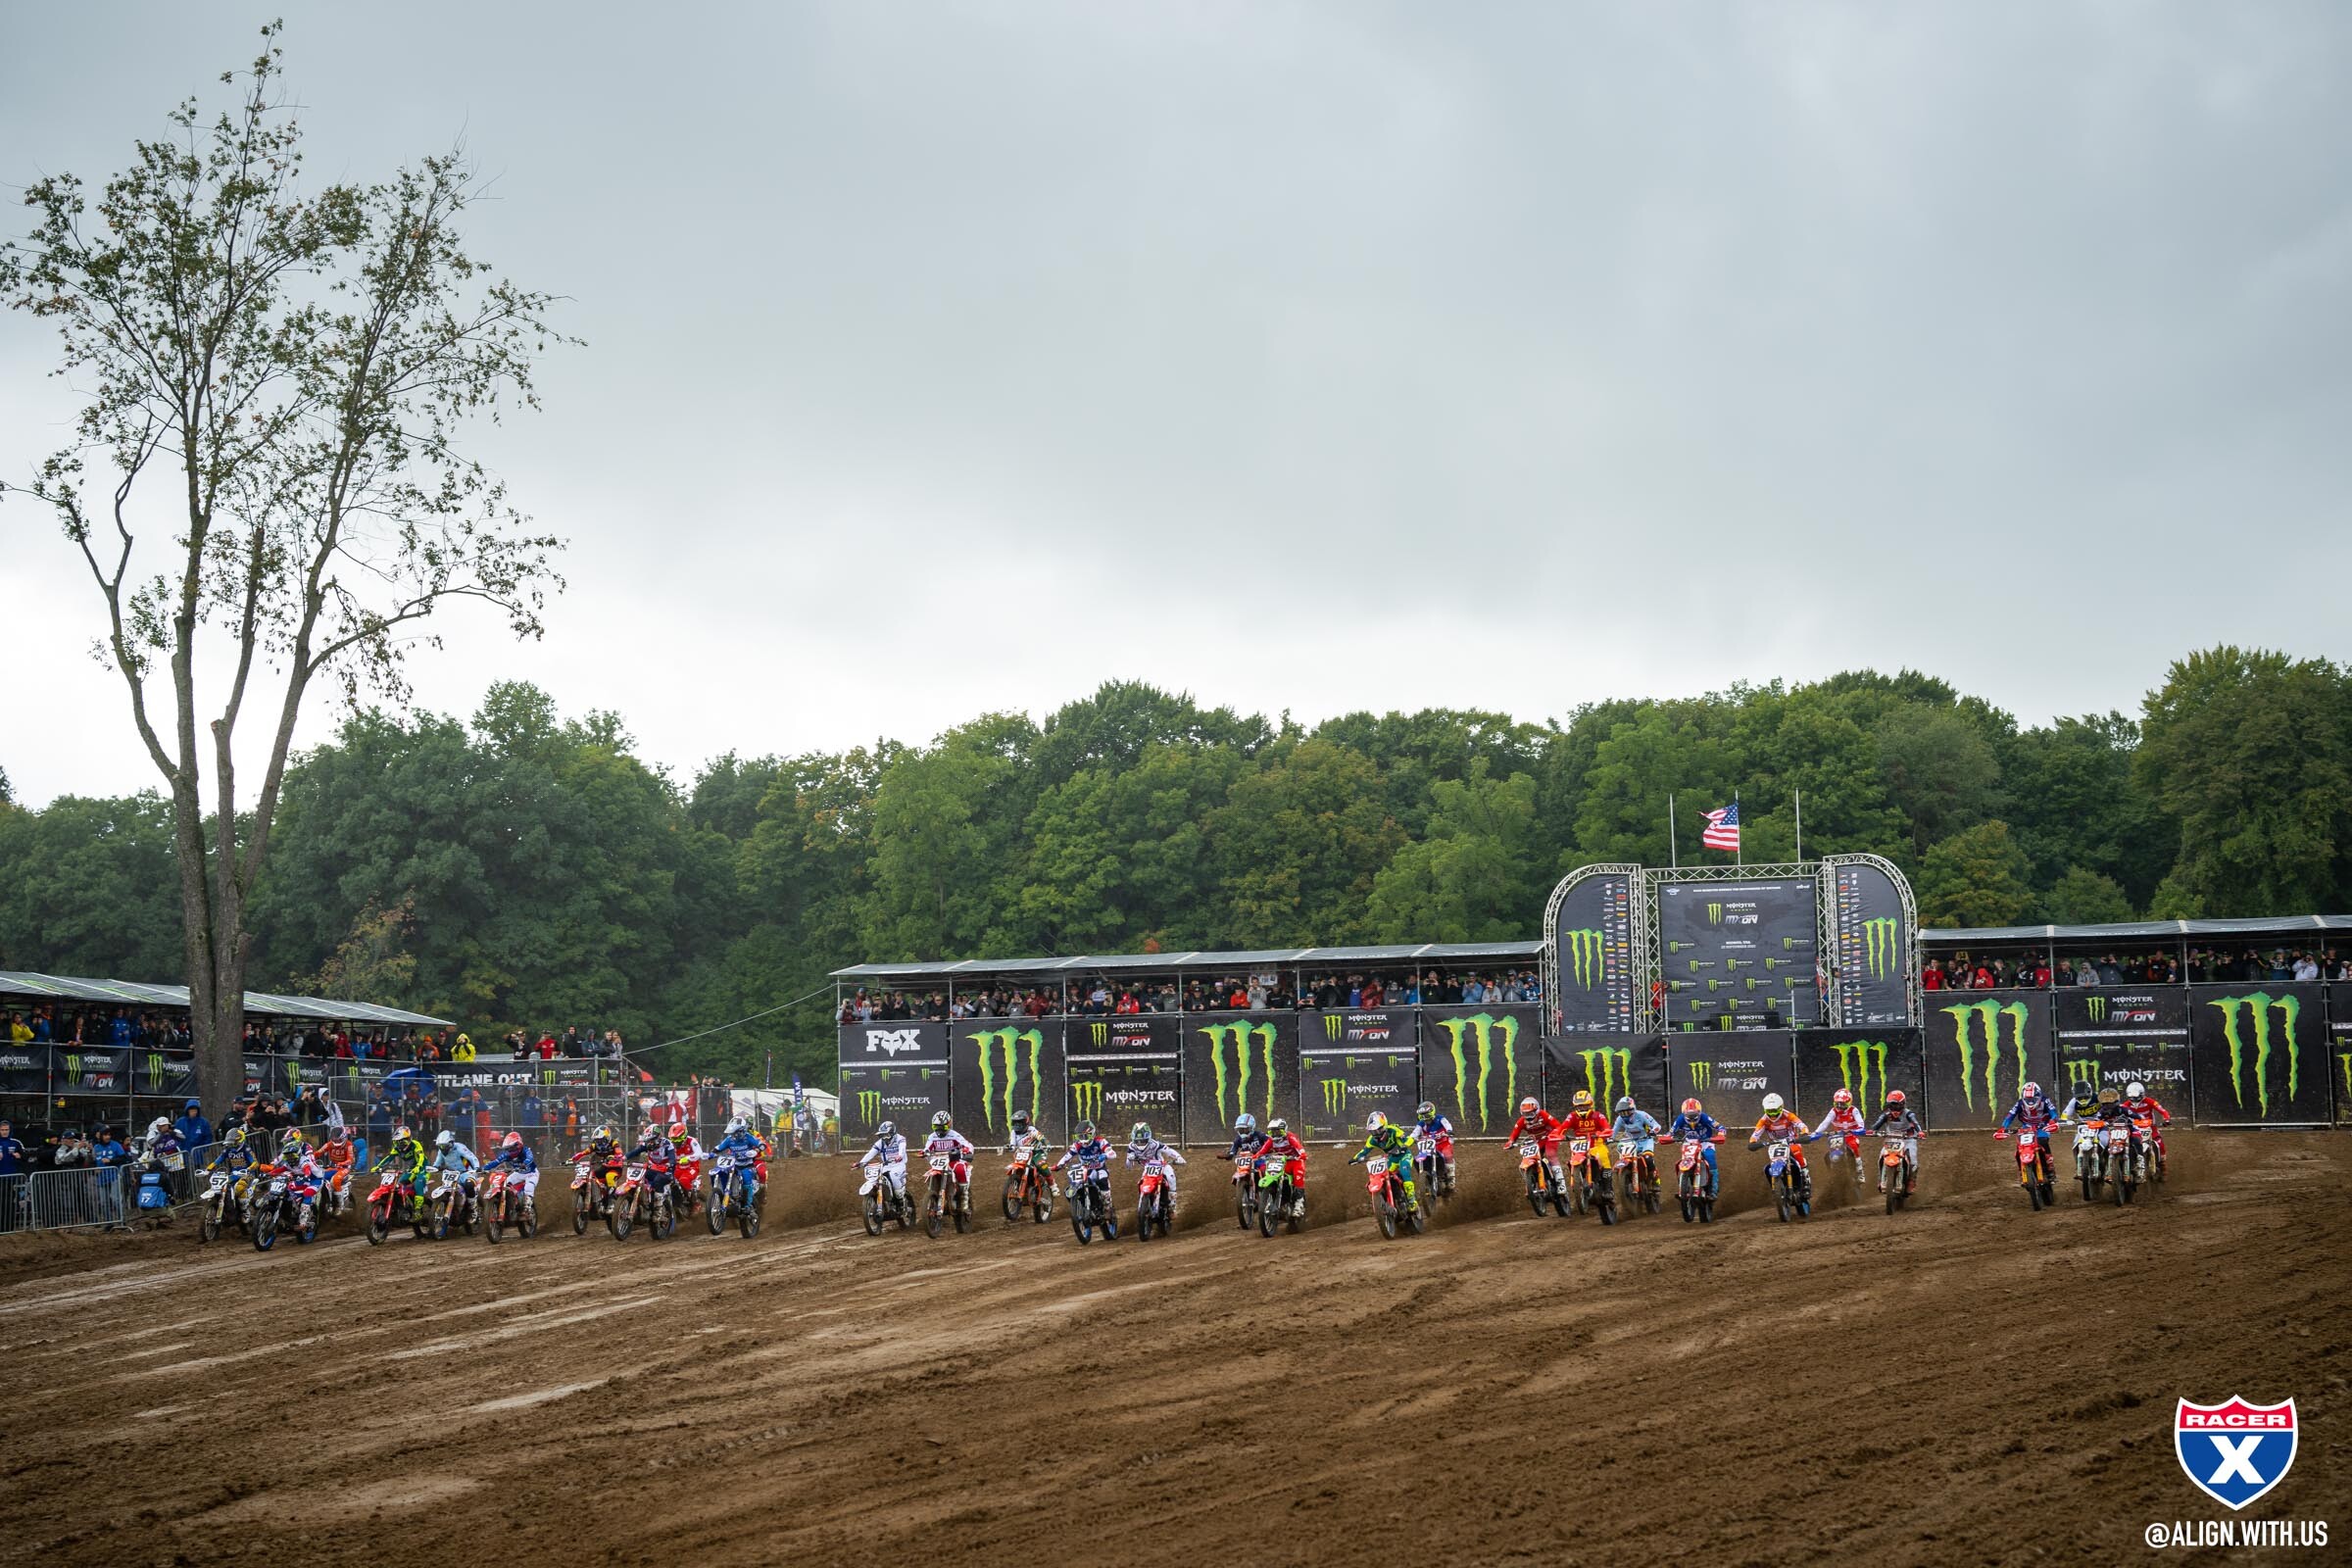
{"left": 4, "top": 647, "right": 2347, "bottom": 1084}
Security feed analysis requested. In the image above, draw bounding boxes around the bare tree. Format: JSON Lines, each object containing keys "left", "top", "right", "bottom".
{"left": 2, "top": 24, "right": 570, "bottom": 1113}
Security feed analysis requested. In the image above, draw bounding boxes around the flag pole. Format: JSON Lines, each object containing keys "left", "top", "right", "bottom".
{"left": 1794, "top": 787, "right": 1803, "bottom": 863}
{"left": 1735, "top": 789, "right": 1741, "bottom": 866}
{"left": 1669, "top": 793, "right": 1678, "bottom": 868}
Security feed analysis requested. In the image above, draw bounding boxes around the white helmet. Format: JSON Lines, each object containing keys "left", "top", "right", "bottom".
{"left": 1365, "top": 1111, "right": 1389, "bottom": 1133}
{"left": 434, "top": 1130, "right": 454, "bottom": 1148}
{"left": 2126, "top": 1080, "right": 2145, "bottom": 1099}
{"left": 1761, "top": 1093, "right": 1786, "bottom": 1115}
{"left": 149, "top": 1117, "right": 172, "bottom": 1138}
{"left": 1831, "top": 1088, "right": 1852, "bottom": 1107}
{"left": 727, "top": 1116, "right": 749, "bottom": 1136}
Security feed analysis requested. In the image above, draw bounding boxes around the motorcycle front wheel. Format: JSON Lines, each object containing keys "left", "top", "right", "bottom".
{"left": 1258, "top": 1187, "right": 1280, "bottom": 1237}
{"left": 365, "top": 1208, "right": 389, "bottom": 1246}
{"left": 1524, "top": 1170, "right": 1546, "bottom": 1219}
{"left": 252, "top": 1209, "right": 278, "bottom": 1251}
{"left": 1002, "top": 1173, "right": 1025, "bottom": 1223}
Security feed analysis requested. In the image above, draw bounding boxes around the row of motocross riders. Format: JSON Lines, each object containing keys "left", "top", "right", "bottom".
{"left": 177, "top": 1116, "right": 774, "bottom": 1248}
{"left": 852, "top": 1077, "right": 2175, "bottom": 1234}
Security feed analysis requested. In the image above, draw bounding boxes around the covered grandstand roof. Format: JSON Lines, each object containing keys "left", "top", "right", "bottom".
{"left": 832, "top": 940, "right": 1545, "bottom": 984}
{"left": 1922, "top": 914, "right": 2352, "bottom": 945}
{"left": 0, "top": 970, "right": 454, "bottom": 1026}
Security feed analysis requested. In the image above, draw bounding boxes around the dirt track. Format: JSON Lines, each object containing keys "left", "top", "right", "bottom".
{"left": 1, "top": 1133, "right": 2345, "bottom": 1566}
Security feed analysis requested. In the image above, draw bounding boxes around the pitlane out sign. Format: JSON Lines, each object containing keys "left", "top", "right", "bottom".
{"left": 2176, "top": 1397, "right": 2296, "bottom": 1510}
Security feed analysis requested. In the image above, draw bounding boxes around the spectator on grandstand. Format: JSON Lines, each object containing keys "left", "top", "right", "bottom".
{"left": 2291, "top": 951, "right": 2320, "bottom": 982}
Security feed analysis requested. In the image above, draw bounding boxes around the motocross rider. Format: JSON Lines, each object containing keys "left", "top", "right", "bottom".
{"left": 1809, "top": 1088, "right": 1871, "bottom": 1185}
{"left": 625, "top": 1124, "right": 683, "bottom": 1210}
{"left": 376, "top": 1124, "right": 429, "bottom": 1217}
{"left": 2117, "top": 1080, "right": 2174, "bottom": 1177}
{"left": 667, "top": 1123, "right": 705, "bottom": 1212}
{"left": 1867, "top": 1090, "right": 1924, "bottom": 1194}
{"left": 1747, "top": 1094, "right": 1816, "bottom": 1201}
{"left": 430, "top": 1128, "right": 482, "bottom": 1218}
{"left": 1608, "top": 1097, "right": 1662, "bottom": 1190}
{"left": 1996, "top": 1081, "right": 2064, "bottom": 1171}
{"left": 1223, "top": 1112, "right": 1268, "bottom": 1164}
{"left": 1124, "top": 1121, "right": 1187, "bottom": 1208}
{"left": 1661, "top": 1099, "right": 1727, "bottom": 1198}
{"left": 1558, "top": 1089, "right": 1616, "bottom": 1177}
{"left": 1054, "top": 1119, "right": 1115, "bottom": 1211}
{"left": 1501, "top": 1096, "right": 1568, "bottom": 1194}
{"left": 923, "top": 1111, "right": 976, "bottom": 1215}
{"left": 1345, "top": 1110, "right": 1415, "bottom": 1206}
{"left": 710, "top": 1115, "right": 767, "bottom": 1209}
{"left": 1258, "top": 1116, "right": 1307, "bottom": 1219}
{"left": 858, "top": 1120, "right": 909, "bottom": 1206}
{"left": 483, "top": 1131, "right": 539, "bottom": 1209}
{"left": 316, "top": 1125, "right": 356, "bottom": 1210}
{"left": 1409, "top": 1101, "right": 1456, "bottom": 1192}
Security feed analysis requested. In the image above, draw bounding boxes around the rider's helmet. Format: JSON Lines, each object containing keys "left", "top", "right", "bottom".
{"left": 501, "top": 1132, "right": 524, "bottom": 1154}
{"left": 669, "top": 1123, "right": 693, "bottom": 1146}
{"left": 2096, "top": 1089, "right": 2121, "bottom": 1108}
{"left": 2125, "top": 1080, "right": 2145, "bottom": 1100}
{"left": 1570, "top": 1089, "right": 1594, "bottom": 1111}
{"left": 875, "top": 1121, "right": 897, "bottom": 1141}
{"left": 1832, "top": 1088, "right": 1853, "bottom": 1108}
{"left": 1680, "top": 1098, "right": 1702, "bottom": 1116}
{"left": 727, "top": 1116, "right": 749, "bottom": 1137}
{"left": 1365, "top": 1111, "right": 1389, "bottom": 1134}
{"left": 225, "top": 1127, "right": 248, "bottom": 1149}
{"left": 1266, "top": 1118, "right": 1288, "bottom": 1137}
{"left": 280, "top": 1130, "right": 307, "bottom": 1158}
{"left": 591, "top": 1123, "right": 615, "bottom": 1146}
{"left": 1010, "top": 1109, "right": 1032, "bottom": 1136}
{"left": 1518, "top": 1096, "right": 1540, "bottom": 1116}
{"left": 931, "top": 1110, "right": 953, "bottom": 1133}
{"left": 1130, "top": 1121, "right": 1152, "bottom": 1145}
{"left": 1886, "top": 1090, "right": 1907, "bottom": 1107}
{"left": 1234, "top": 1113, "right": 1257, "bottom": 1136}
{"left": 1615, "top": 1097, "right": 1635, "bottom": 1114}
{"left": 1074, "top": 1120, "right": 1095, "bottom": 1141}
{"left": 1760, "top": 1093, "right": 1786, "bottom": 1115}
{"left": 390, "top": 1124, "right": 411, "bottom": 1144}
{"left": 2021, "top": 1081, "right": 2040, "bottom": 1101}
{"left": 434, "top": 1130, "right": 455, "bottom": 1149}
{"left": 1415, "top": 1101, "right": 1436, "bottom": 1121}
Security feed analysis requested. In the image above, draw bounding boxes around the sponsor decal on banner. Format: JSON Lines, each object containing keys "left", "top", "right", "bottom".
{"left": 864, "top": 1027, "right": 923, "bottom": 1056}
{"left": 1706, "top": 903, "right": 1723, "bottom": 925}
{"left": 966, "top": 1026, "right": 1044, "bottom": 1134}
{"left": 2204, "top": 994, "right": 2303, "bottom": 1116}
{"left": 1198, "top": 1020, "right": 1280, "bottom": 1124}
{"left": 1562, "top": 928, "right": 1603, "bottom": 989}
{"left": 1574, "top": 1047, "right": 1631, "bottom": 1105}
{"left": 2063, "top": 1058, "right": 2102, "bottom": 1096}
{"left": 1832, "top": 1039, "right": 1889, "bottom": 1106}
{"left": 1071, "top": 1081, "right": 1104, "bottom": 1123}
{"left": 2087, "top": 996, "right": 2108, "bottom": 1023}
{"left": 2175, "top": 1397, "right": 2297, "bottom": 1511}
{"left": 857, "top": 1089, "right": 882, "bottom": 1124}
{"left": 1089, "top": 1021, "right": 1109, "bottom": 1047}
{"left": 1688, "top": 1059, "right": 1712, "bottom": 1093}
{"left": 1318, "top": 1077, "right": 1348, "bottom": 1116}
{"left": 1862, "top": 917, "right": 1898, "bottom": 979}
{"left": 1431, "top": 1012, "right": 1518, "bottom": 1132}
{"left": 1940, "top": 1000, "right": 2029, "bottom": 1110}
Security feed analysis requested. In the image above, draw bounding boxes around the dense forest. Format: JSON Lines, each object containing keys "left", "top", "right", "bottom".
{"left": 2, "top": 647, "right": 2347, "bottom": 1084}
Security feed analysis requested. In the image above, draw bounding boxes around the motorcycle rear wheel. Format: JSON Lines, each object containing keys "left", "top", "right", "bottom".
{"left": 862, "top": 1192, "right": 884, "bottom": 1237}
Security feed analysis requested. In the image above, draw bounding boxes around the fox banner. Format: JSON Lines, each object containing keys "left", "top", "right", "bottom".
{"left": 1070, "top": 1015, "right": 1185, "bottom": 1144}
{"left": 2332, "top": 983, "right": 2352, "bottom": 1127}
{"left": 1542, "top": 1035, "right": 1666, "bottom": 1118}
{"left": 1418, "top": 1005, "right": 1543, "bottom": 1138}
{"left": 838, "top": 1020, "right": 950, "bottom": 1068}
{"left": 2052, "top": 988, "right": 2191, "bottom": 1109}
{"left": 1828, "top": 861, "right": 1912, "bottom": 1027}
{"left": 1181, "top": 1012, "right": 1295, "bottom": 1147}
{"left": 951, "top": 1019, "right": 1067, "bottom": 1149}
{"left": 1792, "top": 1029, "right": 1924, "bottom": 1119}
{"left": 2187, "top": 983, "right": 2328, "bottom": 1126}
{"left": 1923, "top": 991, "right": 2054, "bottom": 1127}
{"left": 50, "top": 1044, "right": 130, "bottom": 1096}
{"left": 1662, "top": 1032, "right": 1794, "bottom": 1131}
{"left": 1298, "top": 1010, "right": 1418, "bottom": 1142}
{"left": 1552, "top": 872, "right": 1640, "bottom": 1033}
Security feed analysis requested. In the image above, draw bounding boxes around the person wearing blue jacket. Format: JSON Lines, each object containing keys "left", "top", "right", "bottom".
{"left": 1660, "top": 1099, "right": 1726, "bottom": 1199}
{"left": 172, "top": 1100, "right": 212, "bottom": 1157}
{"left": 709, "top": 1116, "right": 767, "bottom": 1210}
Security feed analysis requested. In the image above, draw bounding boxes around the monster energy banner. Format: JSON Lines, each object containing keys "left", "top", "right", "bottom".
{"left": 2051, "top": 989, "right": 2189, "bottom": 1107}
{"left": 1828, "top": 862, "right": 1911, "bottom": 1026}
{"left": 50, "top": 1044, "right": 130, "bottom": 1096}
{"left": 1180, "top": 1011, "right": 1293, "bottom": 1147}
{"left": 1924, "top": 990, "right": 2053, "bottom": 1127}
{"left": 135, "top": 1049, "right": 197, "bottom": 1098}
{"left": 0, "top": 1045, "right": 49, "bottom": 1096}
{"left": 1066, "top": 1014, "right": 1183, "bottom": 1143}
{"left": 1416, "top": 1005, "right": 1542, "bottom": 1137}
{"left": 1657, "top": 880, "right": 1819, "bottom": 1029}
{"left": 1664, "top": 1033, "right": 1794, "bottom": 1131}
{"left": 951, "top": 1018, "right": 1067, "bottom": 1149}
{"left": 239, "top": 1053, "right": 323, "bottom": 1096}
{"left": 1541, "top": 1035, "right": 1667, "bottom": 1119}
{"left": 2329, "top": 983, "right": 2352, "bottom": 1127}
{"left": 2187, "top": 983, "right": 2328, "bottom": 1126}
{"left": 1792, "top": 1029, "right": 1924, "bottom": 1120}
{"left": 1552, "top": 872, "right": 1639, "bottom": 1033}
{"left": 1298, "top": 1010, "right": 1418, "bottom": 1142}
{"left": 838, "top": 1059, "right": 953, "bottom": 1149}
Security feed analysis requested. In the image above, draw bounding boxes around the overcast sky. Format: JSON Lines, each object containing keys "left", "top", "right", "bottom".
{"left": 5, "top": 3, "right": 2349, "bottom": 808}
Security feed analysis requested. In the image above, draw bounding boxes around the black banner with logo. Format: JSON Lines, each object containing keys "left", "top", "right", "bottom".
{"left": 1658, "top": 879, "right": 1820, "bottom": 1029}
{"left": 2187, "top": 983, "right": 2329, "bottom": 1126}
{"left": 1417, "top": 1004, "right": 1543, "bottom": 1139}
{"left": 838, "top": 1059, "right": 954, "bottom": 1150}
{"left": 1552, "top": 872, "right": 1640, "bottom": 1033}
{"left": 837, "top": 1020, "right": 951, "bottom": 1070}
{"left": 2329, "top": 983, "right": 2352, "bottom": 1127}
{"left": 2051, "top": 987, "right": 2191, "bottom": 1108}
{"left": 136, "top": 1050, "right": 197, "bottom": 1098}
{"left": 1542, "top": 1034, "right": 1668, "bottom": 1119}
{"left": 51, "top": 1044, "right": 129, "bottom": 1097}
{"left": 1299, "top": 1010, "right": 1419, "bottom": 1142}
{"left": 1827, "top": 861, "right": 1912, "bottom": 1027}
{"left": 1067, "top": 1023, "right": 1183, "bottom": 1145}
{"left": 0, "top": 1044, "right": 48, "bottom": 1096}
{"left": 1662, "top": 1032, "right": 1794, "bottom": 1132}
{"left": 1922, "top": 990, "right": 2054, "bottom": 1128}
{"left": 1792, "top": 1029, "right": 1925, "bottom": 1121}
{"left": 1178, "top": 1012, "right": 1289, "bottom": 1147}
{"left": 951, "top": 1018, "right": 1067, "bottom": 1150}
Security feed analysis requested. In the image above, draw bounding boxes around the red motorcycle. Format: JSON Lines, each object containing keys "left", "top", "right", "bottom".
{"left": 1362, "top": 1149, "right": 1424, "bottom": 1240}
{"left": 570, "top": 1154, "right": 622, "bottom": 1235}
{"left": 364, "top": 1168, "right": 416, "bottom": 1246}
{"left": 1996, "top": 1127, "right": 2057, "bottom": 1211}
{"left": 1563, "top": 1136, "right": 1617, "bottom": 1225}
{"left": 1669, "top": 1134, "right": 1722, "bottom": 1224}
{"left": 1134, "top": 1156, "right": 1176, "bottom": 1243}
{"left": 609, "top": 1161, "right": 676, "bottom": 1242}
{"left": 483, "top": 1169, "right": 537, "bottom": 1244}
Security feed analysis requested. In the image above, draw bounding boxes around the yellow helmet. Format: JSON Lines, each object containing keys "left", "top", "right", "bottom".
{"left": 1571, "top": 1089, "right": 1594, "bottom": 1110}
{"left": 668, "top": 1124, "right": 692, "bottom": 1144}
{"left": 224, "top": 1127, "right": 247, "bottom": 1148}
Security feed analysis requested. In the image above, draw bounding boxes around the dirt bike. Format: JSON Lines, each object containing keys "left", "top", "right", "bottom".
{"left": 1134, "top": 1156, "right": 1177, "bottom": 1242}
{"left": 1410, "top": 1133, "right": 1448, "bottom": 1217}
{"left": 1002, "top": 1145, "right": 1055, "bottom": 1225}
{"left": 1999, "top": 1127, "right": 2057, "bottom": 1211}
{"left": 1255, "top": 1153, "right": 1301, "bottom": 1237}
{"left": 706, "top": 1152, "right": 760, "bottom": 1239}
{"left": 1362, "top": 1150, "right": 1424, "bottom": 1240}
{"left": 2098, "top": 1117, "right": 2147, "bottom": 1206}
{"left": 570, "top": 1154, "right": 621, "bottom": 1235}
{"left": 858, "top": 1162, "right": 913, "bottom": 1235}
{"left": 1068, "top": 1159, "right": 1118, "bottom": 1244}
{"left": 1879, "top": 1134, "right": 1915, "bottom": 1213}
{"left": 609, "top": 1162, "right": 677, "bottom": 1241}
{"left": 1564, "top": 1137, "right": 1617, "bottom": 1224}
{"left": 2070, "top": 1120, "right": 2103, "bottom": 1202}
{"left": 922, "top": 1152, "right": 972, "bottom": 1240}
{"left": 197, "top": 1168, "right": 239, "bottom": 1244}
{"left": 423, "top": 1169, "right": 468, "bottom": 1241}
{"left": 1823, "top": 1129, "right": 1867, "bottom": 1187}
{"left": 483, "top": 1168, "right": 538, "bottom": 1244}
{"left": 1228, "top": 1150, "right": 1263, "bottom": 1230}
{"left": 249, "top": 1171, "right": 296, "bottom": 1251}
{"left": 1614, "top": 1137, "right": 1661, "bottom": 1215}
{"left": 1671, "top": 1137, "right": 1719, "bottom": 1224}
{"left": 1518, "top": 1138, "right": 1568, "bottom": 1218}
{"left": 363, "top": 1168, "right": 409, "bottom": 1246}
{"left": 1759, "top": 1137, "right": 1812, "bottom": 1223}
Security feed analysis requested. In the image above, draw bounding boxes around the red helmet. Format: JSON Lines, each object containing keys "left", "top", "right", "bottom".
{"left": 501, "top": 1132, "right": 523, "bottom": 1152}
{"left": 1518, "top": 1097, "right": 1539, "bottom": 1115}
{"left": 1886, "top": 1090, "right": 1907, "bottom": 1105}
{"left": 1832, "top": 1088, "right": 1852, "bottom": 1107}
{"left": 1680, "top": 1098, "right": 1702, "bottom": 1115}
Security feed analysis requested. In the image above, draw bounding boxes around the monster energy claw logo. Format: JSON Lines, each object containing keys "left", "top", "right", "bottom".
{"left": 857, "top": 1090, "right": 882, "bottom": 1124}
{"left": 1687, "top": 1059, "right": 1712, "bottom": 1093}
{"left": 1940, "top": 1000, "right": 2029, "bottom": 1115}
{"left": 1323, "top": 1013, "right": 1343, "bottom": 1041}
{"left": 1563, "top": 928, "right": 1603, "bottom": 990}
{"left": 1200, "top": 1021, "right": 1279, "bottom": 1124}
{"left": 1578, "top": 1048, "right": 1631, "bottom": 1105}
{"left": 2085, "top": 996, "right": 2107, "bottom": 1022}
{"left": 1071, "top": 1081, "right": 1103, "bottom": 1122}
{"left": 967, "top": 1026, "right": 1044, "bottom": 1133}
{"left": 2064, "top": 1060, "right": 2100, "bottom": 1094}
{"left": 1706, "top": 903, "right": 1724, "bottom": 926}
{"left": 1090, "top": 1021, "right": 1108, "bottom": 1046}
{"left": 1319, "top": 1078, "right": 1347, "bottom": 1116}
{"left": 1862, "top": 917, "right": 1898, "bottom": 980}
{"left": 1434, "top": 1012, "right": 1518, "bottom": 1132}
{"left": 1831, "top": 1039, "right": 1889, "bottom": 1105}
{"left": 2207, "top": 993, "right": 2302, "bottom": 1116}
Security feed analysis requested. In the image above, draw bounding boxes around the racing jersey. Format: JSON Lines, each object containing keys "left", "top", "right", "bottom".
{"left": 1349, "top": 1125, "right": 1411, "bottom": 1165}
{"left": 1259, "top": 1132, "right": 1305, "bottom": 1168}
{"left": 1225, "top": 1130, "right": 1270, "bottom": 1162}
{"left": 922, "top": 1130, "right": 975, "bottom": 1163}
{"left": 1125, "top": 1138, "right": 1186, "bottom": 1171}
{"left": 1662, "top": 1110, "right": 1725, "bottom": 1143}
{"left": 378, "top": 1136, "right": 425, "bottom": 1175}
{"left": 1559, "top": 1109, "right": 1612, "bottom": 1146}
{"left": 430, "top": 1141, "right": 481, "bottom": 1177}
{"left": 860, "top": 1133, "right": 907, "bottom": 1168}
{"left": 1750, "top": 1112, "right": 1808, "bottom": 1144}
{"left": 625, "top": 1137, "right": 674, "bottom": 1173}
{"left": 1502, "top": 1110, "right": 1564, "bottom": 1150}
{"left": 710, "top": 1131, "right": 764, "bottom": 1162}
{"left": 1056, "top": 1136, "right": 1113, "bottom": 1172}
{"left": 2118, "top": 1096, "right": 2173, "bottom": 1127}
{"left": 2000, "top": 1095, "right": 2062, "bottom": 1135}
{"left": 1610, "top": 1108, "right": 1663, "bottom": 1144}
{"left": 1411, "top": 1113, "right": 1454, "bottom": 1141}
{"left": 1810, "top": 1104, "right": 1868, "bottom": 1139}
{"left": 485, "top": 1144, "right": 538, "bottom": 1174}
{"left": 1868, "top": 1106, "right": 1924, "bottom": 1138}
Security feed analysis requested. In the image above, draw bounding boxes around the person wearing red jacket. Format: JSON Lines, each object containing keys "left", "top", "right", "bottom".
{"left": 1503, "top": 1097, "right": 1567, "bottom": 1192}
{"left": 1557, "top": 1090, "right": 1616, "bottom": 1176}
{"left": 2117, "top": 1080, "right": 2174, "bottom": 1178}
{"left": 1260, "top": 1117, "right": 1306, "bottom": 1220}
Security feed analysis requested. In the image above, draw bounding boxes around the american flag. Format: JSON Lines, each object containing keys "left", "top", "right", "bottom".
{"left": 1701, "top": 801, "right": 1740, "bottom": 852}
